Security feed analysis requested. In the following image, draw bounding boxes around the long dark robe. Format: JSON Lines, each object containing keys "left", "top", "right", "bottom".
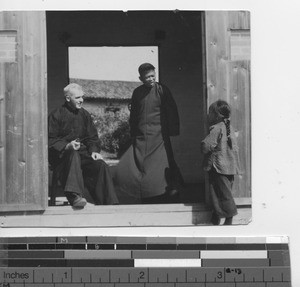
{"left": 48, "top": 102, "right": 119, "bottom": 205}
{"left": 113, "top": 83, "right": 181, "bottom": 203}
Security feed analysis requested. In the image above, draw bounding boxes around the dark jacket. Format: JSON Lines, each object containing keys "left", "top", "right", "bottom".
{"left": 48, "top": 102, "right": 100, "bottom": 165}
{"left": 129, "top": 83, "right": 180, "bottom": 138}
{"left": 201, "top": 121, "right": 241, "bottom": 175}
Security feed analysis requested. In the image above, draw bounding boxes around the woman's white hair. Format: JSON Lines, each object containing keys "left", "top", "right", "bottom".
{"left": 63, "top": 83, "right": 83, "bottom": 97}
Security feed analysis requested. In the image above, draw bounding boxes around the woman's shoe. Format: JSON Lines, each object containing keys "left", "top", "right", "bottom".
{"left": 224, "top": 217, "right": 233, "bottom": 225}
{"left": 211, "top": 212, "right": 221, "bottom": 225}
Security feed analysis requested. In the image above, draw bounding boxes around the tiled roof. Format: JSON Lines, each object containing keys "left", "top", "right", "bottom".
{"left": 70, "top": 78, "right": 140, "bottom": 99}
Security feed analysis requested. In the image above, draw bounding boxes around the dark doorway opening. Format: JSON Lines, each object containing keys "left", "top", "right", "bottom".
{"left": 46, "top": 11, "right": 206, "bottom": 205}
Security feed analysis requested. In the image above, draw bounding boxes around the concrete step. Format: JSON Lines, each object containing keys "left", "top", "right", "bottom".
{"left": 5, "top": 199, "right": 251, "bottom": 228}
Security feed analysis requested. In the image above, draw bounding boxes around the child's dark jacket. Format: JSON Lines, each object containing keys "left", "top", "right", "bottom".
{"left": 201, "top": 121, "right": 241, "bottom": 175}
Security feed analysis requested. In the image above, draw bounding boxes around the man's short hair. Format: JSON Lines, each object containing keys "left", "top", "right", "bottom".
{"left": 63, "top": 83, "right": 84, "bottom": 97}
{"left": 138, "top": 63, "right": 155, "bottom": 76}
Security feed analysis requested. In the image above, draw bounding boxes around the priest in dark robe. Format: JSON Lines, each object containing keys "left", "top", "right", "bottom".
{"left": 113, "top": 63, "right": 183, "bottom": 204}
{"left": 48, "top": 83, "right": 119, "bottom": 207}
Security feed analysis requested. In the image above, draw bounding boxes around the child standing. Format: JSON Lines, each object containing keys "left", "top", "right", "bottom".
{"left": 201, "top": 100, "right": 241, "bottom": 225}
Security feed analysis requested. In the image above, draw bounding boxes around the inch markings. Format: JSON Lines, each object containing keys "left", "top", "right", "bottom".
{"left": 0, "top": 267, "right": 291, "bottom": 285}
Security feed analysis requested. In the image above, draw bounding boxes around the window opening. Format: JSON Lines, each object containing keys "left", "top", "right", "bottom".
{"left": 68, "top": 46, "right": 159, "bottom": 164}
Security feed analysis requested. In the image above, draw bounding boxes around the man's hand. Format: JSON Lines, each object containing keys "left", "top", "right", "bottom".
{"left": 91, "top": 152, "right": 103, "bottom": 161}
{"left": 65, "top": 139, "right": 81, "bottom": 151}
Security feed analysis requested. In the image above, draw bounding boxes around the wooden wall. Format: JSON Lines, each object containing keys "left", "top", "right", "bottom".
{"left": 0, "top": 42, "right": 5, "bottom": 205}
{"left": 0, "top": 11, "right": 48, "bottom": 212}
{"left": 205, "top": 11, "right": 251, "bottom": 199}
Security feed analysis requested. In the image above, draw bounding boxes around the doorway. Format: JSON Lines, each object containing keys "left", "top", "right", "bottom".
{"left": 46, "top": 11, "right": 206, "bottom": 204}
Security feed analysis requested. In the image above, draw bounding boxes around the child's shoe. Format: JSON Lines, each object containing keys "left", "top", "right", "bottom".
{"left": 211, "top": 212, "right": 221, "bottom": 225}
{"left": 224, "top": 217, "right": 233, "bottom": 225}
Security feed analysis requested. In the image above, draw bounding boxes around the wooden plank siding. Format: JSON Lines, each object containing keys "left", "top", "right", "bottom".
{"left": 229, "top": 60, "right": 251, "bottom": 197}
{"left": 205, "top": 11, "right": 251, "bottom": 199}
{"left": 5, "top": 12, "right": 26, "bottom": 205}
{"left": 0, "top": 11, "right": 48, "bottom": 212}
{"left": 0, "top": 7, "right": 5, "bottom": 202}
{"left": 0, "top": 64, "right": 5, "bottom": 203}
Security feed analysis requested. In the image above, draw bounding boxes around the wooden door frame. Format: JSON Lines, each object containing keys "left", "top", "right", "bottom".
{"left": 0, "top": 11, "right": 48, "bottom": 212}
{"left": 200, "top": 12, "right": 210, "bottom": 206}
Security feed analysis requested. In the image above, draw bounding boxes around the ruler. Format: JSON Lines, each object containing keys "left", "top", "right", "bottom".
{"left": 0, "top": 236, "right": 291, "bottom": 286}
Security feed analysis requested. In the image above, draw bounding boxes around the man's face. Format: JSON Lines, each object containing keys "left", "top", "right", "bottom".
{"left": 140, "top": 70, "right": 156, "bottom": 88}
{"left": 67, "top": 89, "right": 84, "bottom": 109}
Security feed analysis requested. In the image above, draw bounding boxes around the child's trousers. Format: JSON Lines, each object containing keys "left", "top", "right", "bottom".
{"left": 209, "top": 168, "right": 237, "bottom": 218}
